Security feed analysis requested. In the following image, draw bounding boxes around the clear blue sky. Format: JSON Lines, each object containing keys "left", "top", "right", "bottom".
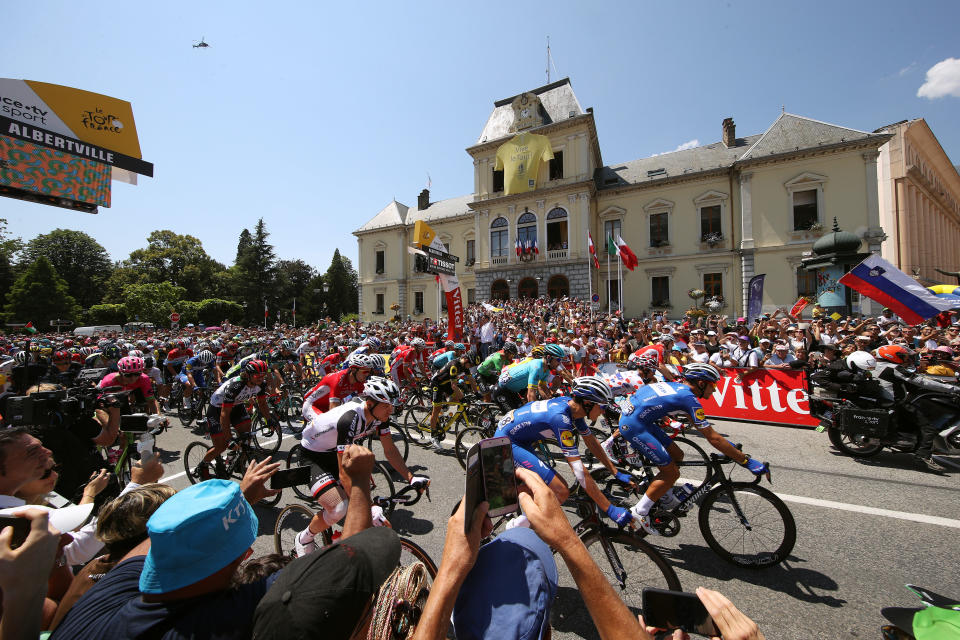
{"left": 3, "top": 1, "right": 958, "bottom": 271}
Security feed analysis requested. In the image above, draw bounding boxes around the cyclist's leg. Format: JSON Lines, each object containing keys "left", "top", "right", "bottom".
{"left": 298, "top": 451, "right": 346, "bottom": 554}
{"left": 428, "top": 384, "right": 448, "bottom": 434}
{"left": 620, "top": 422, "right": 679, "bottom": 506}
{"left": 181, "top": 373, "right": 194, "bottom": 406}
{"left": 202, "top": 405, "right": 234, "bottom": 463}
{"left": 511, "top": 443, "right": 569, "bottom": 504}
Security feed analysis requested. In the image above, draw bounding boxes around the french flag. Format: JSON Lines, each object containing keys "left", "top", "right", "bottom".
{"left": 839, "top": 255, "right": 955, "bottom": 325}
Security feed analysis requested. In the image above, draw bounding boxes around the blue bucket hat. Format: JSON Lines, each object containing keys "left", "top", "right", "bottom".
{"left": 452, "top": 527, "right": 558, "bottom": 640}
{"left": 140, "top": 479, "right": 258, "bottom": 594}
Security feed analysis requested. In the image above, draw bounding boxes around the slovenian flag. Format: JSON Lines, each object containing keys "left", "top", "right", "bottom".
{"left": 616, "top": 235, "right": 638, "bottom": 271}
{"left": 839, "top": 255, "right": 956, "bottom": 325}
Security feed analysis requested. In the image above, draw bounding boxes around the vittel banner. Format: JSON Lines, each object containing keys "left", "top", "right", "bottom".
{"left": 700, "top": 368, "right": 819, "bottom": 428}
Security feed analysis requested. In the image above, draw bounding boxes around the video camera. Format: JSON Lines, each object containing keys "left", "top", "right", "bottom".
{"left": 5, "top": 368, "right": 127, "bottom": 427}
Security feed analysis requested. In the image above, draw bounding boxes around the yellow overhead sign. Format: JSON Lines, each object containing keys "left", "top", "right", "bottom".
{"left": 413, "top": 220, "right": 436, "bottom": 248}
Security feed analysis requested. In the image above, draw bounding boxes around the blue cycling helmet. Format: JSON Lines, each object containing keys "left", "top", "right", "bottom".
{"left": 454, "top": 343, "right": 465, "bottom": 351}
{"left": 681, "top": 362, "right": 722, "bottom": 383}
{"left": 543, "top": 344, "right": 566, "bottom": 359}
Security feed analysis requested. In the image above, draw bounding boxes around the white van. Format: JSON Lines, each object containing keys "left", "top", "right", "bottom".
{"left": 73, "top": 325, "right": 123, "bottom": 337}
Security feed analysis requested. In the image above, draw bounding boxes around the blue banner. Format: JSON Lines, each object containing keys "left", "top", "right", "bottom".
{"left": 747, "top": 274, "right": 765, "bottom": 325}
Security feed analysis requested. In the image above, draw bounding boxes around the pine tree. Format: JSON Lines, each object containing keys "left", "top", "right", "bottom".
{"left": 323, "top": 250, "right": 359, "bottom": 321}
{"left": 234, "top": 219, "right": 277, "bottom": 324}
{"left": 5, "top": 256, "right": 80, "bottom": 327}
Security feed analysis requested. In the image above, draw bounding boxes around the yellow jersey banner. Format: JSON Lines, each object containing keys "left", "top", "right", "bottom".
{"left": 494, "top": 132, "right": 553, "bottom": 195}
{"left": 413, "top": 220, "right": 436, "bottom": 248}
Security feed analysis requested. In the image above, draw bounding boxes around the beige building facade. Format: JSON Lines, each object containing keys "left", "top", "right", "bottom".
{"left": 876, "top": 118, "right": 960, "bottom": 285}
{"left": 355, "top": 79, "right": 894, "bottom": 322}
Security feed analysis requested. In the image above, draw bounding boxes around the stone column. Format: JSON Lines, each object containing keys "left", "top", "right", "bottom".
{"left": 474, "top": 159, "right": 481, "bottom": 197}
{"left": 738, "top": 172, "right": 754, "bottom": 316}
{"left": 479, "top": 209, "right": 489, "bottom": 267}
{"left": 397, "top": 228, "right": 407, "bottom": 318}
{"left": 507, "top": 205, "right": 516, "bottom": 265}
{"left": 862, "top": 151, "right": 885, "bottom": 255}
{"left": 578, "top": 133, "right": 589, "bottom": 179}
{"left": 356, "top": 237, "right": 364, "bottom": 318}
{"left": 537, "top": 199, "right": 546, "bottom": 262}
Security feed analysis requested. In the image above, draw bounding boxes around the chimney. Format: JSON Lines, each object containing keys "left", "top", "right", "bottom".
{"left": 417, "top": 189, "right": 430, "bottom": 211}
{"left": 722, "top": 118, "right": 736, "bottom": 148}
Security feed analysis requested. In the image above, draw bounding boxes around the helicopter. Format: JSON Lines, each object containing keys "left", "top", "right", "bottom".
{"left": 192, "top": 37, "right": 210, "bottom": 48}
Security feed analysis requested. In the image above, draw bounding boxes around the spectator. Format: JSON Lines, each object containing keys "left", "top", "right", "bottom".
{"left": 766, "top": 344, "right": 797, "bottom": 369}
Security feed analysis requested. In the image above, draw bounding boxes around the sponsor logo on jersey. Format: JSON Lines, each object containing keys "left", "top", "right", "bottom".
{"left": 694, "top": 408, "right": 706, "bottom": 421}
{"left": 559, "top": 430, "right": 576, "bottom": 447}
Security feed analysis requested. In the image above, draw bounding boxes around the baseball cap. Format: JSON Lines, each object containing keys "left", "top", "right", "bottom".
{"left": 253, "top": 527, "right": 401, "bottom": 640}
{"left": 706, "top": 330, "right": 717, "bottom": 336}
{"left": 453, "top": 527, "right": 558, "bottom": 640}
{"left": 759, "top": 338, "right": 771, "bottom": 344}
{"left": 139, "top": 480, "right": 257, "bottom": 594}
{"left": 738, "top": 335, "right": 750, "bottom": 341}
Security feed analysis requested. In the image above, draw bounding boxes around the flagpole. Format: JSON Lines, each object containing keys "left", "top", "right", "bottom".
{"left": 293, "top": 297, "right": 296, "bottom": 328}
{"left": 618, "top": 253, "right": 623, "bottom": 313}
{"left": 606, "top": 236, "right": 611, "bottom": 314}
{"left": 588, "top": 250, "right": 594, "bottom": 324}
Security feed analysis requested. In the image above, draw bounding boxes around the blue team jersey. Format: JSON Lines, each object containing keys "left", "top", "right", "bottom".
{"left": 619, "top": 382, "right": 710, "bottom": 431}
{"left": 183, "top": 355, "right": 214, "bottom": 374}
{"left": 494, "top": 397, "right": 590, "bottom": 457}
{"left": 432, "top": 351, "right": 457, "bottom": 369}
{"left": 497, "top": 358, "right": 550, "bottom": 392}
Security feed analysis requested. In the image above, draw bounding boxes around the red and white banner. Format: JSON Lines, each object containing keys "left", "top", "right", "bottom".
{"left": 700, "top": 368, "right": 818, "bottom": 428}
{"left": 789, "top": 297, "right": 809, "bottom": 318}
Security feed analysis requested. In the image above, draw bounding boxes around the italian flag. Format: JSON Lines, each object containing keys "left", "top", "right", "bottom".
{"left": 24, "top": 322, "right": 37, "bottom": 334}
{"left": 587, "top": 232, "right": 600, "bottom": 269}
{"left": 616, "top": 235, "right": 639, "bottom": 271}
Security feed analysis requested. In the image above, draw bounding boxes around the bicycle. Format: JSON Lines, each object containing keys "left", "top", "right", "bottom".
{"left": 182, "top": 432, "right": 282, "bottom": 506}
{"left": 404, "top": 395, "right": 497, "bottom": 447}
{"left": 284, "top": 443, "right": 398, "bottom": 502}
{"left": 249, "top": 391, "right": 300, "bottom": 453}
{"left": 176, "top": 385, "right": 210, "bottom": 428}
{"left": 273, "top": 483, "right": 436, "bottom": 577}
{"left": 605, "top": 438, "right": 796, "bottom": 569}
{"left": 363, "top": 420, "right": 411, "bottom": 462}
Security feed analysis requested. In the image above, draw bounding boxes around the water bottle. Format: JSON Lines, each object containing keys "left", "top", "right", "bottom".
{"left": 137, "top": 432, "right": 155, "bottom": 465}
{"left": 672, "top": 482, "right": 696, "bottom": 505}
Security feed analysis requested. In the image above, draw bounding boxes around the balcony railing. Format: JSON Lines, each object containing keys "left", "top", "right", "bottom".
{"left": 491, "top": 256, "right": 507, "bottom": 265}
{"left": 547, "top": 249, "right": 567, "bottom": 260}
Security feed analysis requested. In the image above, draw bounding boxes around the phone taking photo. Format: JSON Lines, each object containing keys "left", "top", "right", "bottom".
{"left": 0, "top": 516, "right": 31, "bottom": 549}
{"left": 269, "top": 466, "right": 311, "bottom": 490}
{"left": 463, "top": 437, "right": 520, "bottom": 533}
{"left": 642, "top": 588, "right": 720, "bottom": 637}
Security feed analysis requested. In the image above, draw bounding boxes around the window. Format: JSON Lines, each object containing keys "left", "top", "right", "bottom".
{"left": 793, "top": 189, "right": 818, "bottom": 231}
{"left": 492, "top": 169, "right": 504, "bottom": 192}
{"left": 604, "top": 219, "right": 621, "bottom": 249}
{"left": 441, "top": 292, "right": 447, "bottom": 311}
{"left": 703, "top": 273, "right": 723, "bottom": 299}
{"left": 490, "top": 216, "right": 508, "bottom": 257}
{"left": 467, "top": 288, "right": 475, "bottom": 305}
{"left": 651, "top": 276, "right": 670, "bottom": 306}
{"left": 491, "top": 279, "right": 509, "bottom": 300}
{"left": 650, "top": 212, "right": 669, "bottom": 247}
{"left": 797, "top": 267, "right": 817, "bottom": 298}
{"left": 517, "top": 211, "right": 537, "bottom": 258}
{"left": 518, "top": 277, "right": 538, "bottom": 299}
{"left": 608, "top": 279, "right": 621, "bottom": 310}
{"left": 546, "top": 207, "right": 568, "bottom": 251}
{"left": 466, "top": 239, "right": 475, "bottom": 265}
{"left": 547, "top": 275, "right": 569, "bottom": 299}
{"left": 414, "top": 291, "right": 424, "bottom": 314}
{"left": 549, "top": 151, "right": 564, "bottom": 181}
{"left": 700, "top": 205, "right": 722, "bottom": 241}
{"left": 375, "top": 250, "right": 385, "bottom": 274}
{"left": 375, "top": 294, "right": 385, "bottom": 315}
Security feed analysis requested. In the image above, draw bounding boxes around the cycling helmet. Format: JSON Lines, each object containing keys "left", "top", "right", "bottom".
{"left": 117, "top": 356, "right": 145, "bottom": 374}
{"left": 127, "top": 349, "right": 144, "bottom": 358}
{"left": 39, "top": 347, "right": 53, "bottom": 356}
{"left": 144, "top": 356, "right": 155, "bottom": 368}
{"left": 136, "top": 340, "right": 148, "bottom": 348}
{"left": 80, "top": 346, "right": 95, "bottom": 357}
{"left": 365, "top": 337, "right": 382, "bottom": 351}
{"left": 875, "top": 344, "right": 913, "bottom": 365}
{"left": 244, "top": 359, "right": 270, "bottom": 376}
{"left": 102, "top": 345, "right": 121, "bottom": 360}
{"left": 531, "top": 345, "right": 547, "bottom": 358}
{"left": 846, "top": 351, "right": 877, "bottom": 372}
{"left": 544, "top": 344, "right": 565, "bottom": 359}
{"left": 308, "top": 336, "right": 318, "bottom": 346}
{"left": 453, "top": 343, "right": 465, "bottom": 351}
{"left": 570, "top": 376, "right": 615, "bottom": 407}
{"left": 444, "top": 340, "right": 455, "bottom": 349}
{"left": 29, "top": 343, "right": 40, "bottom": 352}
{"left": 369, "top": 354, "right": 388, "bottom": 373}
{"left": 52, "top": 350, "right": 72, "bottom": 364}
{"left": 363, "top": 377, "right": 401, "bottom": 405}
{"left": 196, "top": 350, "right": 215, "bottom": 365}
{"left": 281, "top": 340, "right": 296, "bottom": 351}
{"left": 347, "top": 352, "right": 376, "bottom": 370}
{"left": 682, "top": 362, "right": 722, "bottom": 383}
{"left": 411, "top": 337, "right": 426, "bottom": 348}
{"left": 227, "top": 341, "right": 239, "bottom": 351}
{"left": 62, "top": 339, "right": 74, "bottom": 348}
{"left": 502, "top": 341, "right": 519, "bottom": 354}
{"left": 462, "top": 349, "right": 482, "bottom": 366}
{"left": 13, "top": 351, "right": 27, "bottom": 365}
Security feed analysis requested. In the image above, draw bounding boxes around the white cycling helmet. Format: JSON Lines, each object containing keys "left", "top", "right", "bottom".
{"left": 846, "top": 351, "right": 877, "bottom": 372}
{"left": 196, "top": 350, "right": 215, "bottom": 365}
{"left": 363, "top": 376, "right": 401, "bottom": 405}
{"left": 570, "top": 375, "right": 615, "bottom": 407}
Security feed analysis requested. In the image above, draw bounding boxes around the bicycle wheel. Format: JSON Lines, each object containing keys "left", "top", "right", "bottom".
{"left": 284, "top": 395, "right": 304, "bottom": 428}
{"left": 697, "top": 482, "right": 796, "bottom": 569}
{"left": 403, "top": 408, "right": 432, "bottom": 444}
{"left": 177, "top": 395, "right": 194, "bottom": 426}
{"left": 367, "top": 423, "right": 410, "bottom": 462}
{"left": 250, "top": 412, "right": 283, "bottom": 454}
{"left": 274, "top": 504, "right": 315, "bottom": 557}
{"left": 183, "top": 441, "right": 212, "bottom": 485}
{"left": 455, "top": 427, "right": 488, "bottom": 469}
{"left": 578, "top": 529, "right": 681, "bottom": 604}
{"left": 286, "top": 444, "right": 319, "bottom": 501}
{"left": 672, "top": 436, "right": 712, "bottom": 488}
{"left": 370, "top": 462, "right": 397, "bottom": 518}
{"left": 399, "top": 537, "right": 439, "bottom": 579}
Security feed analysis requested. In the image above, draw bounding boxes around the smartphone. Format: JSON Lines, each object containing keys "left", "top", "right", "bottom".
{"left": 479, "top": 436, "right": 519, "bottom": 519}
{"left": 642, "top": 588, "right": 720, "bottom": 637}
{"left": 120, "top": 414, "right": 150, "bottom": 433}
{"left": 463, "top": 442, "right": 483, "bottom": 534}
{"left": 269, "top": 466, "right": 311, "bottom": 490}
{"left": 0, "top": 516, "right": 31, "bottom": 549}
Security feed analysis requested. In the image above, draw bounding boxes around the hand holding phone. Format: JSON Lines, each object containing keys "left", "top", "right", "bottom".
{"left": 642, "top": 588, "right": 721, "bottom": 637}
{"left": 463, "top": 437, "right": 519, "bottom": 534}
{"left": 269, "top": 465, "right": 311, "bottom": 490}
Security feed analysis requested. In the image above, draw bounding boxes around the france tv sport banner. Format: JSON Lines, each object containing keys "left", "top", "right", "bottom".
{"left": 0, "top": 79, "right": 152, "bottom": 183}
{"left": 0, "top": 135, "right": 111, "bottom": 207}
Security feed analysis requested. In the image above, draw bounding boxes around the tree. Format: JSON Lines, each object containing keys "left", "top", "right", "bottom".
{"left": 21, "top": 229, "right": 111, "bottom": 307}
{"left": 323, "top": 249, "right": 359, "bottom": 321}
{"left": 85, "top": 303, "right": 128, "bottom": 325}
{"left": 234, "top": 219, "right": 278, "bottom": 324}
{"left": 100, "top": 264, "right": 146, "bottom": 304}
{"left": 127, "top": 230, "right": 225, "bottom": 301}
{"left": 275, "top": 259, "right": 316, "bottom": 324}
{"left": 5, "top": 256, "right": 80, "bottom": 327}
{"left": 122, "top": 282, "right": 186, "bottom": 326}
{"left": 236, "top": 228, "right": 252, "bottom": 264}
{"left": 0, "top": 219, "right": 22, "bottom": 304}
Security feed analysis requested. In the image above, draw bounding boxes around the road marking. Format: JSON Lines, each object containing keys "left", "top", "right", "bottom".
{"left": 160, "top": 431, "right": 299, "bottom": 484}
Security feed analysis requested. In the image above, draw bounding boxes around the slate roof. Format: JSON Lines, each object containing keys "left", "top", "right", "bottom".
{"left": 355, "top": 195, "right": 472, "bottom": 234}
{"left": 354, "top": 200, "right": 408, "bottom": 233}
{"left": 738, "top": 113, "right": 881, "bottom": 161}
{"left": 476, "top": 78, "right": 585, "bottom": 145}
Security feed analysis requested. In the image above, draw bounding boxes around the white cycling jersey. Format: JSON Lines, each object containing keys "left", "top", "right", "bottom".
{"left": 300, "top": 398, "right": 389, "bottom": 453}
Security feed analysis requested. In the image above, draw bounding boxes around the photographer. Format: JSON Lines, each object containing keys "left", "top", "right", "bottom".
{"left": 93, "top": 357, "right": 160, "bottom": 447}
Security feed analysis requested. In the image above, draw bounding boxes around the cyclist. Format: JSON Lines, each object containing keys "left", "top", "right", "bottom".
{"left": 389, "top": 337, "right": 425, "bottom": 389}
{"left": 214, "top": 341, "right": 239, "bottom": 384}
{"left": 95, "top": 356, "right": 161, "bottom": 446}
{"left": 494, "top": 375, "right": 635, "bottom": 529}
{"left": 426, "top": 349, "right": 481, "bottom": 450}
{"left": 431, "top": 342, "right": 465, "bottom": 370}
{"left": 617, "top": 362, "right": 768, "bottom": 534}
{"left": 301, "top": 353, "right": 375, "bottom": 420}
{"left": 269, "top": 339, "right": 302, "bottom": 387}
{"left": 491, "top": 343, "right": 566, "bottom": 413}
{"left": 294, "top": 377, "right": 429, "bottom": 556}
{"left": 178, "top": 349, "right": 215, "bottom": 411}
{"left": 316, "top": 345, "right": 344, "bottom": 378}
{"left": 428, "top": 340, "right": 455, "bottom": 363}
{"left": 195, "top": 359, "right": 277, "bottom": 479}
{"left": 476, "top": 340, "right": 519, "bottom": 400}
{"left": 41, "top": 350, "right": 82, "bottom": 387}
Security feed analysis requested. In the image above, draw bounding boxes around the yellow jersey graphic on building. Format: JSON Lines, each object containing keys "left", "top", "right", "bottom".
{"left": 494, "top": 132, "right": 553, "bottom": 195}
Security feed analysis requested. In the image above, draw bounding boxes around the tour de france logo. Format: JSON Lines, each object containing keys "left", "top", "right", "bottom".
{"left": 80, "top": 107, "right": 124, "bottom": 134}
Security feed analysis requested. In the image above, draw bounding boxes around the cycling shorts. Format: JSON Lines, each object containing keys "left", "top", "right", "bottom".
{"left": 300, "top": 448, "right": 342, "bottom": 498}
{"left": 431, "top": 381, "right": 454, "bottom": 405}
{"left": 177, "top": 370, "right": 206, "bottom": 388}
{"left": 510, "top": 443, "right": 556, "bottom": 486}
{"left": 492, "top": 384, "right": 524, "bottom": 412}
{"left": 618, "top": 420, "right": 674, "bottom": 467}
{"left": 205, "top": 404, "right": 251, "bottom": 436}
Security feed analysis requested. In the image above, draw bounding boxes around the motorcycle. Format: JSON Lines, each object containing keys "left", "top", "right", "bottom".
{"left": 881, "top": 584, "right": 960, "bottom": 639}
{"left": 807, "top": 380, "right": 960, "bottom": 460}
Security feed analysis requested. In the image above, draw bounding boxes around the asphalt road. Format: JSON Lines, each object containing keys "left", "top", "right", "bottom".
{"left": 153, "top": 412, "right": 959, "bottom": 640}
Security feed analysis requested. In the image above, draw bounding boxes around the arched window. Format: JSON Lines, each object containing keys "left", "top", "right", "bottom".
{"left": 518, "top": 277, "right": 538, "bottom": 299}
{"left": 546, "top": 207, "right": 568, "bottom": 252}
{"left": 491, "top": 279, "right": 510, "bottom": 300}
{"left": 490, "top": 217, "right": 509, "bottom": 258}
{"left": 547, "top": 275, "right": 569, "bottom": 299}
{"left": 517, "top": 211, "right": 537, "bottom": 257}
